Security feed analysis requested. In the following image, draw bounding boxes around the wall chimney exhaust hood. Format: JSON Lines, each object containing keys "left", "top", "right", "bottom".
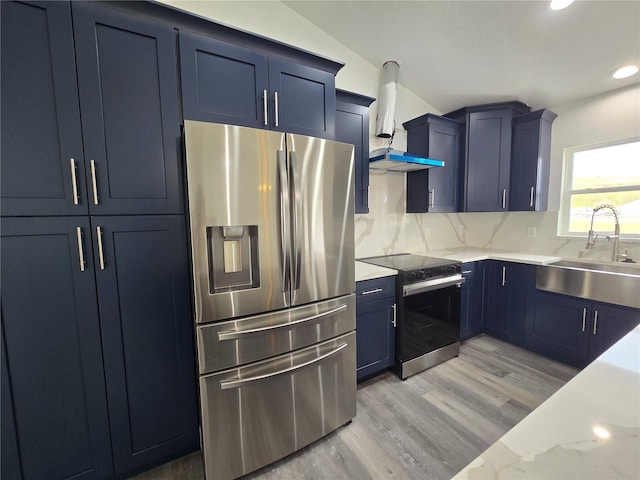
{"left": 369, "top": 148, "right": 445, "bottom": 172}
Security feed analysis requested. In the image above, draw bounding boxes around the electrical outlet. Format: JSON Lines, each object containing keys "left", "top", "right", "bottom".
{"left": 527, "top": 226, "right": 537, "bottom": 238}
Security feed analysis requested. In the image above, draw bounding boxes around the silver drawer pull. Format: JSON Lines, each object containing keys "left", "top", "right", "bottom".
{"left": 263, "top": 89, "right": 268, "bottom": 126}
{"left": 96, "top": 226, "right": 105, "bottom": 270}
{"left": 218, "top": 303, "right": 347, "bottom": 341}
{"left": 70, "top": 158, "right": 79, "bottom": 205}
{"left": 362, "top": 288, "right": 383, "bottom": 295}
{"left": 76, "top": 227, "right": 86, "bottom": 272}
{"left": 219, "top": 343, "right": 348, "bottom": 390}
{"left": 462, "top": 270, "right": 473, "bottom": 274}
{"left": 90, "top": 160, "right": 99, "bottom": 205}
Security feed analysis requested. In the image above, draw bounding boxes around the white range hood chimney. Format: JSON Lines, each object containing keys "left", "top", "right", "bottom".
{"left": 375, "top": 60, "right": 400, "bottom": 138}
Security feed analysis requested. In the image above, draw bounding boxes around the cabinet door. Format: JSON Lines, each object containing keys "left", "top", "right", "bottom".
{"left": 484, "top": 262, "right": 534, "bottom": 344}
{"left": 465, "top": 110, "right": 513, "bottom": 211}
{"left": 588, "top": 304, "right": 640, "bottom": 361}
{"left": 1, "top": 217, "right": 113, "bottom": 480}
{"left": 406, "top": 115, "right": 462, "bottom": 213}
{"left": 92, "top": 215, "right": 199, "bottom": 474}
{"left": 73, "top": 2, "right": 183, "bottom": 215}
{"left": 356, "top": 299, "right": 395, "bottom": 380}
{"left": 525, "top": 291, "right": 590, "bottom": 367}
{"left": 269, "top": 58, "right": 335, "bottom": 138}
{"left": 484, "top": 261, "right": 510, "bottom": 338}
{"left": 510, "top": 110, "right": 556, "bottom": 211}
{"left": 1, "top": 1, "right": 87, "bottom": 216}
{"left": 460, "top": 262, "right": 485, "bottom": 341}
{"left": 335, "top": 91, "right": 374, "bottom": 214}
{"left": 179, "top": 31, "right": 269, "bottom": 128}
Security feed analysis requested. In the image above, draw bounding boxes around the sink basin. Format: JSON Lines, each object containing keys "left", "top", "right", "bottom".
{"left": 537, "top": 260, "right": 640, "bottom": 309}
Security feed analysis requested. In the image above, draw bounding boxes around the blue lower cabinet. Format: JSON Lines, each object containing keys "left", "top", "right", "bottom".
{"left": 484, "top": 261, "right": 536, "bottom": 345}
{"left": 525, "top": 291, "right": 640, "bottom": 367}
{"left": 460, "top": 262, "right": 485, "bottom": 341}
{"left": 356, "top": 277, "right": 396, "bottom": 381}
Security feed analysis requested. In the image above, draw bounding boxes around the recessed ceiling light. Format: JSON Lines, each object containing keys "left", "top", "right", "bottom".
{"left": 550, "top": 0, "right": 574, "bottom": 10}
{"left": 612, "top": 65, "right": 639, "bottom": 79}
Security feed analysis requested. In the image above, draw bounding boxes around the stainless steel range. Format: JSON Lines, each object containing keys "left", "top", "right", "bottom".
{"left": 183, "top": 121, "right": 356, "bottom": 479}
{"left": 359, "top": 254, "right": 464, "bottom": 379}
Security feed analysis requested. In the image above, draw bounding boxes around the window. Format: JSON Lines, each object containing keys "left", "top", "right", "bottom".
{"left": 559, "top": 138, "right": 640, "bottom": 238}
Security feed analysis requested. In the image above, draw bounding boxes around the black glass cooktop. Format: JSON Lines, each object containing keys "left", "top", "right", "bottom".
{"left": 358, "top": 253, "right": 458, "bottom": 271}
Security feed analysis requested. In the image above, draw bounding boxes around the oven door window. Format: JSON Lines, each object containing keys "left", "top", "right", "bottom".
{"left": 401, "top": 285, "right": 460, "bottom": 361}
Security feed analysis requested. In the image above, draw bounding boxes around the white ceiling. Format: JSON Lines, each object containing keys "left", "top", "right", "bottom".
{"left": 283, "top": 0, "right": 640, "bottom": 113}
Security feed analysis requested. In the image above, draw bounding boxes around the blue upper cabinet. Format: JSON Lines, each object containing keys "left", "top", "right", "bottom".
{"left": 510, "top": 109, "right": 557, "bottom": 211}
{"left": 1, "top": 1, "right": 87, "bottom": 217}
{"left": 404, "top": 114, "right": 463, "bottom": 213}
{"left": 335, "top": 90, "right": 375, "bottom": 214}
{"left": 180, "top": 30, "right": 337, "bottom": 138}
{"left": 268, "top": 58, "right": 335, "bottom": 138}
{"left": 73, "top": 2, "right": 183, "bottom": 215}
{"left": 446, "top": 101, "right": 530, "bottom": 212}
{"left": 179, "top": 31, "right": 269, "bottom": 129}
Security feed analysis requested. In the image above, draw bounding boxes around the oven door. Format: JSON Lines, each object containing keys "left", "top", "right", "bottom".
{"left": 399, "top": 278, "right": 462, "bottom": 364}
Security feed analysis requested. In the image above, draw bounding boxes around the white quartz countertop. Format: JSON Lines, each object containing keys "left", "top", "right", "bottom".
{"left": 355, "top": 261, "right": 397, "bottom": 282}
{"left": 453, "top": 325, "right": 640, "bottom": 480}
{"left": 415, "top": 247, "right": 562, "bottom": 265}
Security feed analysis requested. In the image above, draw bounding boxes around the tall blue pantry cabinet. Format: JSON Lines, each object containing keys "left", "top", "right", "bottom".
{"left": 1, "top": 2, "right": 198, "bottom": 479}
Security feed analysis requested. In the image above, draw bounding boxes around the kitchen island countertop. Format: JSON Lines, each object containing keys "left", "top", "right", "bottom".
{"left": 453, "top": 324, "right": 640, "bottom": 479}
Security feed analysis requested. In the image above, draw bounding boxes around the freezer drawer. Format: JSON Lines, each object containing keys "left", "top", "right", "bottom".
{"left": 197, "top": 294, "right": 355, "bottom": 374}
{"left": 199, "top": 331, "right": 356, "bottom": 480}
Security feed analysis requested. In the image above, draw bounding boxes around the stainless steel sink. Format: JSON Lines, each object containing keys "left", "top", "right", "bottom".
{"left": 536, "top": 260, "right": 640, "bottom": 309}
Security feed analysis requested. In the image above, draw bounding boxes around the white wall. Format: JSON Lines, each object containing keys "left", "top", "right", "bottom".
{"left": 547, "top": 84, "right": 640, "bottom": 210}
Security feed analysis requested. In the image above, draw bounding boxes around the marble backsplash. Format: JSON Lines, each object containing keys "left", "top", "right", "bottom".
{"left": 355, "top": 170, "right": 640, "bottom": 262}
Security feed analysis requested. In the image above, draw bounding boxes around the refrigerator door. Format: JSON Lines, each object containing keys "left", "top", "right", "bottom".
{"left": 287, "top": 133, "right": 355, "bottom": 306}
{"left": 199, "top": 331, "right": 356, "bottom": 480}
{"left": 184, "top": 121, "right": 290, "bottom": 323}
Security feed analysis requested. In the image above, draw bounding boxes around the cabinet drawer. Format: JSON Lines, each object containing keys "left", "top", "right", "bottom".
{"left": 356, "top": 276, "right": 395, "bottom": 303}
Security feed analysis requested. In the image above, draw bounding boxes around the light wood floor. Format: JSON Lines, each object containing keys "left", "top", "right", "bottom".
{"left": 132, "top": 335, "right": 579, "bottom": 480}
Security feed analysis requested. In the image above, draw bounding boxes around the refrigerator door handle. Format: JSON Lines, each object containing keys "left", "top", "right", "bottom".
{"left": 217, "top": 303, "right": 348, "bottom": 341}
{"left": 218, "top": 342, "right": 348, "bottom": 390}
{"left": 278, "top": 150, "right": 291, "bottom": 293}
{"left": 290, "top": 150, "right": 302, "bottom": 290}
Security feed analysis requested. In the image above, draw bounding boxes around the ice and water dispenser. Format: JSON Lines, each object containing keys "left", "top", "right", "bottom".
{"left": 207, "top": 225, "right": 260, "bottom": 293}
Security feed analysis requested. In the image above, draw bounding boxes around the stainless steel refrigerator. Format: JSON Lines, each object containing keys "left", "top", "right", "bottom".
{"left": 183, "top": 121, "right": 356, "bottom": 480}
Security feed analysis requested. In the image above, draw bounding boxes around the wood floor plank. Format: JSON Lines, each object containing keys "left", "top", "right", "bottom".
{"left": 132, "top": 335, "right": 579, "bottom": 480}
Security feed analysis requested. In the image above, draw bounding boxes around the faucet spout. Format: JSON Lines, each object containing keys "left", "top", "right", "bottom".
{"left": 586, "top": 204, "right": 621, "bottom": 261}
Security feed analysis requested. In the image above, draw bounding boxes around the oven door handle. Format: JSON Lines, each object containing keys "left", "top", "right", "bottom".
{"left": 403, "top": 276, "right": 465, "bottom": 297}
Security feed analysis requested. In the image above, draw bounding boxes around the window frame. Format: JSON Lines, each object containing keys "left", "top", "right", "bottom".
{"left": 558, "top": 137, "right": 640, "bottom": 239}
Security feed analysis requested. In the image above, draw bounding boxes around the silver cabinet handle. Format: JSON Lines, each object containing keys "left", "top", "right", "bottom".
{"left": 290, "top": 150, "right": 302, "bottom": 291}
{"left": 391, "top": 304, "right": 397, "bottom": 328}
{"left": 582, "top": 307, "right": 587, "bottom": 332}
{"left": 218, "top": 304, "right": 347, "bottom": 341}
{"left": 462, "top": 270, "right": 473, "bottom": 274}
{"left": 70, "top": 158, "right": 79, "bottom": 205}
{"left": 263, "top": 89, "right": 268, "bottom": 126}
{"left": 502, "top": 188, "right": 506, "bottom": 209}
{"left": 274, "top": 91, "right": 279, "bottom": 127}
{"left": 502, "top": 265, "right": 506, "bottom": 286}
{"left": 530, "top": 186, "right": 535, "bottom": 208}
{"left": 277, "top": 150, "right": 290, "bottom": 293}
{"left": 430, "top": 189, "right": 435, "bottom": 208}
{"left": 362, "top": 288, "right": 383, "bottom": 295}
{"left": 219, "top": 342, "right": 348, "bottom": 390}
{"left": 593, "top": 310, "right": 599, "bottom": 335}
{"left": 96, "top": 226, "right": 105, "bottom": 270}
{"left": 76, "top": 227, "right": 86, "bottom": 272}
{"left": 90, "top": 159, "right": 99, "bottom": 205}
